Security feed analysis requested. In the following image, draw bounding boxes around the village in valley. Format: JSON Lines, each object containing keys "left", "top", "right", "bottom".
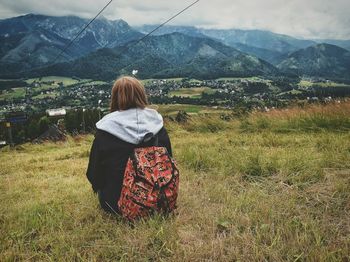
{"left": 2, "top": 76, "right": 349, "bottom": 113}
{"left": 1, "top": 75, "right": 350, "bottom": 145}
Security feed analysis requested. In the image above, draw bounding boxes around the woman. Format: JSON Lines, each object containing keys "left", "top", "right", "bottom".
{"left": 86, "top": 76, "right": 172, "bottom": 214}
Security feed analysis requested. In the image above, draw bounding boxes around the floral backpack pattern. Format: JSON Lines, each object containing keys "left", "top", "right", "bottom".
{"left": 117, "top": 146, "right": 179, "bottom": 221}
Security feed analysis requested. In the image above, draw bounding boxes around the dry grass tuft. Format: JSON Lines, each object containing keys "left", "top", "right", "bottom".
{"left": 241, "top": 100, "right": 350, "bottom": 133}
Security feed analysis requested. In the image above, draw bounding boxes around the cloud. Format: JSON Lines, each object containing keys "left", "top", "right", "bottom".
{"left": 0, "top": 0, "right": 349, "bottom": 39}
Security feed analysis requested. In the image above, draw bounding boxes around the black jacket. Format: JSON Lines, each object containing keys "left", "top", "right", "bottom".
{"left": 86, "top": 127, "right": 172, "bottom": 213}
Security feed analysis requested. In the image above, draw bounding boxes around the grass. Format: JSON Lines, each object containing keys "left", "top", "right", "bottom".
{"left": 298, "top": 80, "right": 314, "bottom": 88}
{"left": 188, "top": 79, "right": 202, "bottom": 83}
{"left": 25, "top": 76, "right": 106, "bottom": 88}
{"left": 1, "top": 102, "right": 350, "bottom": 261}
{"left": 168, "top": 87, "right": 215, "bottom": 98}
{"left": 26, "top": 76, "right": 91, "bottom": 86}
{"left": 216, "top": 76, "right": 262, "bottom": 81}
{"left": 32, "top": 92, "right": 58, "bottom": 100}
{"left": 0, "top": 87, "right": 26, "bottom": 101}
{"left": 0, "top": 77, "right": 108, "bottom": 102}
{"left": 277, "top": 89, "right": 303, "bottom": 96}
{"left": 0, "top": 77, "right": 107, "bottom": 102}
{"left": 87, "top": 81, "right": 108, "bottom": 85}
{"left": 141, "top": 78, "right": 183, "bottom": 85}
{"left": 298, "top": 80, "right": 349, "bottom": 88}
{"left": 155, "top": 104, "right": 228, "bottom": 116}
{"left": 241, "top": 101, "right": 350, "bottom": 132}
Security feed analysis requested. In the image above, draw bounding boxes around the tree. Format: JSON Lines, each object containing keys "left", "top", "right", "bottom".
{"left": 38, "top": 116, "right": 50, "bottom": 134}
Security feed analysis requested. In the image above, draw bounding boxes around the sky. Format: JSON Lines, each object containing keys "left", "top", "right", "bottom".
{"left": 0, "top": 0, "right": 350, "bottom": 40}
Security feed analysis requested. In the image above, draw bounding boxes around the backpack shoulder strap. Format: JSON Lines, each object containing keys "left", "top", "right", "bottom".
{"left": 138, "top": 132, "right": 158, "bottom": 147}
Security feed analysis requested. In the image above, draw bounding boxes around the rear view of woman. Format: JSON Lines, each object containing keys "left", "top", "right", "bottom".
{"left": 86, "top": 76, "right": 175, "bottom": 216}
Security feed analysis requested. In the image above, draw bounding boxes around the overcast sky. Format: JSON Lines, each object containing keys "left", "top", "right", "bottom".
{"left": 0, "top": 0, "right": 349, "bottom": 40}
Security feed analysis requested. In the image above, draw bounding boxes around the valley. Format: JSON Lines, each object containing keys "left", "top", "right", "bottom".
{"left": 1, "top": 13, "right": 350, "bottom": 145}
{"left": 1, "top": 76, "right": 350, "bottom": 114}
{"left": 1, "top": 75, "right": 350, "bottom": 145}
{"left": 1, "top": 8, "right": 350, "bottom": 261}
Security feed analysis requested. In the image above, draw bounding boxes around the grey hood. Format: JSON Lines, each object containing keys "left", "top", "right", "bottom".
{"left": 96, "top": 107, "right": 163, "bottom": 144}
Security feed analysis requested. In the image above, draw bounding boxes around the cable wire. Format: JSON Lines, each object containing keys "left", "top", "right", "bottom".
{"left": 112, "top": 0, "right": 200, "bottom": 75}
{"left": 127, "top": 0, "right": 200, "bottom": 51}
{"left": 7, "top": 0, "right": 200, "bottom": 77}
{"left": 52, "top": 0, "right": 114, "bottom": 64}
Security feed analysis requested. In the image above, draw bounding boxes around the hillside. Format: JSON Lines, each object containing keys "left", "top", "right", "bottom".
{"left": 0, "top": 14, "right": 143, "bottom": 73}
{"left": 314, "top": 39, "right": 350, "bottom": 51}
{"left": 136, "top": 25, "right": 316, "bottom": 57}
{"left": 1, "top": 102, "right": 350, "bottom": 260}
{"left": 228, "top": 42, "right": 287, "bottom": 64}
{"left": 29, "top": 33, "right": 278, "bottom": 80}
{"left": 0, "top": 14, "right": 142, "bottom": 53}
{"left": 201, "top": 29, "right": 315, "bottom": 54}
{"left": 0, "top": 29, "right": 87, "bottom": 74}
{"left": 278, "top": 43, "right": 350, "bottom": 79}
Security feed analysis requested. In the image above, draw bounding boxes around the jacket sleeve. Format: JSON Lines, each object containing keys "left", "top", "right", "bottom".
{"left": 86, "top": 135, "right": 103, "bottom": 193}
{"left": 157, "top": 127, "right": 173, "bottom": 157}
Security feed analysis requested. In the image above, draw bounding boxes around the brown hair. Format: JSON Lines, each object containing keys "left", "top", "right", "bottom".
{"left": 110, "top": 76, "right": 148, "bottom": 112}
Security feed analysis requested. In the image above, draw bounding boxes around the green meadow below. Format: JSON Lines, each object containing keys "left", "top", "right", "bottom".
{"left": 1, "top": 102, "right": 350, "bottom": 261}
{"left": 168, "top": 87, "right": 215, "bottom": 98}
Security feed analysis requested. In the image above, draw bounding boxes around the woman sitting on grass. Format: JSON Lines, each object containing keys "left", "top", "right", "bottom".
{"left": 86, "top": 76, "right": 173, "bottom": 215}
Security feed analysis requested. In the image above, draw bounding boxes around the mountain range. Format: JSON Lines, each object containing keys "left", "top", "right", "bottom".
{"left": 0, "top": 14, "right": 142, "bottom": 74}
{"left": 135, "top": 25, "right": 350, "bottom": 65}
{"left": 278, "top": 43, "right": 350, "bottom": 78}
{"left": 34, "top": 32, "right": 277, "bottom": 80}
{"left": 0, "top": 14, "right": 349, "bottom": 80}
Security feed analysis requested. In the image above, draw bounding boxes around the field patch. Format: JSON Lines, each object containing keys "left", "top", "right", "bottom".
{"left": 155, "top": 104, "right": 228, "bottom": 116}
{"left": 0, "top": 87, "right": 26, "bottom": 101}
{"left": 25, "top": 76, "right": 91, "bottom": 86}
{"left": 168, "top": 87, "right": 216, "bottom": 98}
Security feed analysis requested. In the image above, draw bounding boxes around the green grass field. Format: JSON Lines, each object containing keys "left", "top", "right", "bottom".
{"left": 155, "top": 104, "right": 228, "bottom": 116}
{"left": 26, "top": 76, "right": 91, "bottom": 86}
{"left": 1, "top": 102, "right": 350, "bottom": 261}
{"left": 216, "top": 76, "right": 263, "bottom": 81}
{"left": 0, "top": 77, "right": 108, "bottom": 101}
{"left": 0, "top": 87, "right": 26, "bottom": 101}
{"left": 31, "top": 92, "right": 58, "bottom": 100}
{"left": 87, "top": 80, "right": 109, "bottom": 85}
{"left": 168, "top": 87, "right": 215, "bottom": 98}
{"left": 298, "top": 80, "right": 350, "bottom": 88}
{"left": 141, "top": 78, "right": 184, "bottom": 85}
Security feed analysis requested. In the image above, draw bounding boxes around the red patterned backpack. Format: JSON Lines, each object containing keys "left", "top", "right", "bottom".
{"left": 117, "top": 141, "right": 179, "bottom": 221}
